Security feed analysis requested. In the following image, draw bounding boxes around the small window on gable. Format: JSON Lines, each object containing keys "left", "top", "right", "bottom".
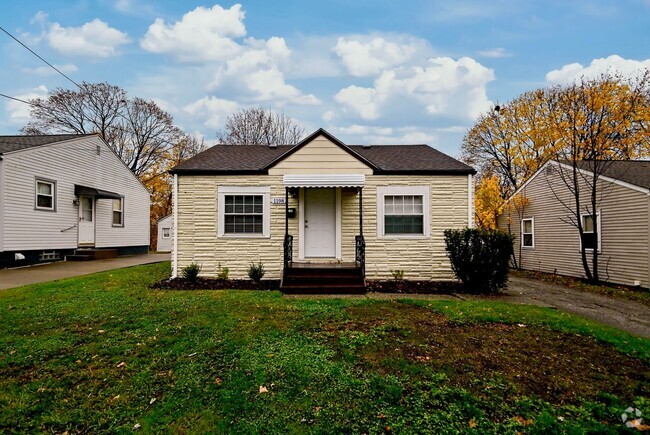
{"left": 162, "top": 228, "right": 170, "bottom": 239}
{"left": 35, "top": 179, "right": 55, "bottom": 211}
{"left": 112, "top": 198, "right": 124, "bottom": 226}
{"left": 580, "top": 212, "right": 601, "bottom": 252}
{"left": 521, "top": 218, "right": 534, "bottom": 248}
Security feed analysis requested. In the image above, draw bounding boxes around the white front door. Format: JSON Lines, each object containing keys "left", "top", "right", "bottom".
{"left": 304, "top": 188, "right": 336, "bottom": 257}
{"left": 78, "top": 195, "right": 95, "bottom": 246}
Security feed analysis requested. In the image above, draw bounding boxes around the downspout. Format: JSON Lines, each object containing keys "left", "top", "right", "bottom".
{"left": 467, "top": 174, "right": 474, "bottom": 228}
{"left": 172, "top": 173, "right": 178, "bottom": 278}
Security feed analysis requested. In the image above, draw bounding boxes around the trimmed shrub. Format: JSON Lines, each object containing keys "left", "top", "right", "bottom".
{"left": 248, "top": 261, "right": 265, "bottom": 283}
{"left": 443, "top": 228, "right": 514, "bottom": 293}
{"left": 181, "top": 262, "right": 202, "bottom": 282}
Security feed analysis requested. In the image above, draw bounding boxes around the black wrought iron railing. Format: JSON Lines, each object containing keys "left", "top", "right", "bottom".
{"left": 355, "top": 234, "right": 366, "bottom": 277}
{"left": 284, "top": 234, "right": 293, "bottom": 269}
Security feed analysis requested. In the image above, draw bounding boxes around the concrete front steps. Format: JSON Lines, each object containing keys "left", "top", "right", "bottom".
{"left": 281, "top": 263, "right": 366, "bottom": 294}
{"left": 66, "top": 248, "right": 118, "bottom": 262}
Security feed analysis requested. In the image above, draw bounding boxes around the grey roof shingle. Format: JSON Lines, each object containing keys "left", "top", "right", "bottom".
{"left": 574, "top": 160, "right": 650, "bottom": 190}
{"left": 171, "top": 143, "right": 475, "bottom": 175}
{"left": 0, "top": 134, "right": 90, "bottom": 154}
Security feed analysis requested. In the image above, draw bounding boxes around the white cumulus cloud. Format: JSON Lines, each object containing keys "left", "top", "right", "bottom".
{"left": 183, "top": 96, "right": 239, "bottom": 130}
{"left": 478, "top": 47, "right": 511, "bottom": 58}
{"left": 23, "top": 63, "right": 78, "bottom": 76}
{"left": 6, "top": 85, "right": 48, "bottom": 125}
{"left": 46, "top": 19, "right": 130, "bottom": 58}
{"left": 546, "top": 55, "right": 650, "bottom": 84}
{"left": 140, "top": 4, "right": 246, "bottom": 62}
{"left": 335, "top": 56, "right": 494, "bottom": 121}
{"left": 333, "top": 36, "right": 427, "bottom": 76}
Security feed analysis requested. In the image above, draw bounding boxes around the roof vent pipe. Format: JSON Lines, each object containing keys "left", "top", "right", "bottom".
{"left": 363, "top": 144, "right": 372, "bottom": 149}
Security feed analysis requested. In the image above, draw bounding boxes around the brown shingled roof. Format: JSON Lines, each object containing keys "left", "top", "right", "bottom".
{"left": 171, "top": 129, "right": 474, "bottom": 175}
{"left": 0, "top": 134, "right": 91, "bottom": 154}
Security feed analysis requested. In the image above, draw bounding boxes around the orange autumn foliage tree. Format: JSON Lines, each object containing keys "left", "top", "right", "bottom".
{"left": 142, "top": 136, "right": 205, "bottom": 250}
{"left": 464, "top": 71, "right": 650, "bottom": 224}
{"left": 474, "top": 174, "right": 503, "bottom": 230}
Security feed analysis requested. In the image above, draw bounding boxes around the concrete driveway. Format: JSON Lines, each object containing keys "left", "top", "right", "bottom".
{"left": 0, "top": 253, "right": 170, "bottom": 291}
{"left": 492, "top": 274, "right": 650, "bottom": 339}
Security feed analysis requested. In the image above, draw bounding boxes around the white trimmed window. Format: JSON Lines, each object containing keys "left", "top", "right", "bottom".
{"left": 35, "top": 179, "right": 56, "bottom": 211}
{"left": 162, "top": 228, "right": 170, "bottom": 239}
{"left": 521, "top": 218, "right": 534, "bottom": 248}
{"left": 580, "top": 212, "right": 601, "bottom": 252}
{"left": 218, "top": 186, "right": 271, "bottom": 238}
{"left": 377, "top": 186, "right": 430, "bottom": 238}
{"left": 112, "top": 198, "right": 124, "bottom": 226}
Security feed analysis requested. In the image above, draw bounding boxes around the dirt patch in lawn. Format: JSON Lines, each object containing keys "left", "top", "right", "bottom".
{"left": 318, "top": 302, "right": 649, "bottom": 405}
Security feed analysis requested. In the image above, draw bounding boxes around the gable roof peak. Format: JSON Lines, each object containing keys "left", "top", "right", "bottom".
{"left": 262, "top": 127, "right": 379, "bottom": 171}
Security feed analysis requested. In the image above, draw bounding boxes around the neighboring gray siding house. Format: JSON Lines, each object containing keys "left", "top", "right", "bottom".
{"left": 157, "top": 215, "right": 172, "bottom": 252}
{"left": 497, "top": 160, "right": 650, "bottom": 288}
{"left": 0, "top": 134, "right": 151, "bottom": 268}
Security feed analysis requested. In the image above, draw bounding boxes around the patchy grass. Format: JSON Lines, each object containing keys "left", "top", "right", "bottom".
{"left": 0, "top": 262, "right": 648, "bottom": 433}
{"left": 514, "top": 269, "right": 650, "bottom": 307}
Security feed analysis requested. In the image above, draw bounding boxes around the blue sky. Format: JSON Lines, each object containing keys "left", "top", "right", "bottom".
{"left": 1, "top": 0, "right": 649, "bottom": 156}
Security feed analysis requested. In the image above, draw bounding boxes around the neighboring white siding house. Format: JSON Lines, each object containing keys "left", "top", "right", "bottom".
{"left": 157, "top": 215, "right": 172, "bottom": 252}
{"left": 0, "top": 134, "right": 150, "bottom": 267}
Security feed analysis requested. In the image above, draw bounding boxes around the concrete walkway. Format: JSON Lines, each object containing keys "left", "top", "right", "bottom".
{"left": 0, "top": 253, "right": 170, "bottom": 290}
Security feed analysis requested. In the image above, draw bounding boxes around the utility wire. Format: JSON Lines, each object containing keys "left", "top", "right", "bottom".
{"left": 0, "top": 93, "right": 37, "bottom": 106}
{"left": 0, "top": 25, "right": 81, "bottom": 88}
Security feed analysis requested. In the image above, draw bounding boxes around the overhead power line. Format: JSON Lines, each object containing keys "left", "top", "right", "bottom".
{"left": 0, "top": 25, "right": 81, "bottom": 88}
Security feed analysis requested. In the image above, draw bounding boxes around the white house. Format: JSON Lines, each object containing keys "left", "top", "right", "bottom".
{"left": 0, "top": 134, "right": 151, "bottom": 268}
{"left": 157, "top": 215, "right": 172, "bottom": 252}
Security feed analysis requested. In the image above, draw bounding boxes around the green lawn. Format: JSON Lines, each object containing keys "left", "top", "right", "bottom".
{"left": 0, "top": 262, "right": 648, "bottom": 433}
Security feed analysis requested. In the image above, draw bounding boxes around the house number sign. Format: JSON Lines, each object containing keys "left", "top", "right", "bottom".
{"left": 271, "top": 197, "right": 286, "bottom": 205}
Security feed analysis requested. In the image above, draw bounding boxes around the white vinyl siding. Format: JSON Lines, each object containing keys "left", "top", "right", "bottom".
{"left": 1, "top": 136, "right": 149, "bottom": 251}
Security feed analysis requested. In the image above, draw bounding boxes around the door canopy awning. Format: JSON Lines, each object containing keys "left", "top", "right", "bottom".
{"left": 283, "top": 174, "right": 365, "bottom": 188}
{"left": 74, "top": 184, "right": 122, "bottom": 200}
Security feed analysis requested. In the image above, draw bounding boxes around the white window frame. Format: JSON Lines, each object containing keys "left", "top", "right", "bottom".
{"left": 35, "top": 178, "right": 56, "bottom": 211}
{"left": 162, "top": 228, "right": 170, "bottom": 239}
{"left": 112, "top": 197, "right": 124, "bottom": 227}
{"left": 521, "top": 217, "right": 534, "bottom": 249}
{"left": 376, "top": 186, "right": 430, "bottom": 239}
{"left": 580, "top": 211, "right": 601, "bottom": 253}
{"left": 217, "top": 186, "right": 271, "bottom": 238}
